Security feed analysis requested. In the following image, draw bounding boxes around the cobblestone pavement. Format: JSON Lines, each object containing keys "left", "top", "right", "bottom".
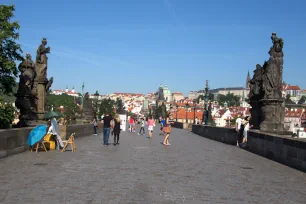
{"left": 1, "top": 127, "right": 306, "bottom": 204}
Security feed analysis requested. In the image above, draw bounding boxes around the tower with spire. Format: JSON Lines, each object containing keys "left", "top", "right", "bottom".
{"left": 246, "top": 71, "right": 251, "bottom": 89}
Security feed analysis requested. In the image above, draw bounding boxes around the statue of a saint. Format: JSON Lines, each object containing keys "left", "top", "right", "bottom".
{"left": 36, "top": 38, "right": 50, "bottom": 64}
{"left": 18, "top": 53, "right": 36, "bottom": 92}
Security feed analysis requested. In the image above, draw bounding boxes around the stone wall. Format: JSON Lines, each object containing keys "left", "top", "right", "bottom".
{"left": 172, "top": 122, "right": 192, "bottom": 129}
{"left": 192, "top": 125, "right": 237, "bottom": 145}
{"left": 0, "top": 124, "right": 93, "bottom": 159}
{"left": 247, "top": 130, "right": 306, "bottom": 172}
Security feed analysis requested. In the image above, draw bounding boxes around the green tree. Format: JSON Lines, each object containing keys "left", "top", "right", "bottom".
{"left": 115, "top": 98, "right": 125, "bottom": 114}
{"left": 0, "top": 97, "right": 15, "bottom": 128}
{"left": 99, "top": 98, "right": 115, "bottom": 117}
{"left": 285, "top": 94, "right": 295, "bottom": 104}
{"left": 0, "top": 5, "right": 23, "bottom": 94}
{"left": 298, "top": 96, "right": 306, "bottom": 105}
{"left": 217, "top": 93, "right": 240, "bottom": 107}
{"left": 47, "top": 93, "right": 80, "bottom": 121}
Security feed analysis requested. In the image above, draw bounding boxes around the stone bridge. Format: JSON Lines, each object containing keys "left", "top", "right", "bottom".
{"left": 0, "top": 128, "right": 305, "bottom": 204}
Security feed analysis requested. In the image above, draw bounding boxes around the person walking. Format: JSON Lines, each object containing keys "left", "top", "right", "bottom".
{"left": 160, "top": 117, "right": 166, "bottom": 135}
{"left": 93, "top": 118, "right": 98, "bottom": 136}
{"left": 162, "top": 117, "right": 174, "bottom": 146}
{"left": 147, "top": 116, "right": 155, "bottom": 139}
{"left": 102, "top": 113, "right": 113, "bottom": 146}
{"left": 138, "top": 118, "right": 145, "bottom": 135}
{"left": 235, "top": 115, "right": 242, "bottom": 146}
{"left": 129, "top": 117, "right": 135, "bottom": 132}
{"left": 113, "top": 115, "right": 121, "bottom": 146}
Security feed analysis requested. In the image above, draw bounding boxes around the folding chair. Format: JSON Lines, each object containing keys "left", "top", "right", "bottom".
{"left": 61, "top": 133, "right": 76, "bottom": 152}
{"left": 31, "top": 134, "right": 50, "bottom": 153}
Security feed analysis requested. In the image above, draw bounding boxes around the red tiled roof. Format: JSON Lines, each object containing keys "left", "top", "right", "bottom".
{"left": 284, "top": 85, "right": 301, "bottom": 91}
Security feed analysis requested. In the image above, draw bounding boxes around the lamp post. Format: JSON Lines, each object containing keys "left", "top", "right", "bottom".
{"left": 204, "top": 80, "right": 209, "bottom": 125}
{"left": 193, "top": 99, "right": 196, "bottom": 124}
{"left": 185, "top": 103, "right": 189, "bottom": 123}
{"left": 94, "top": 90, "right": 99, "bottom": 117}
{"left": 176, "top": 104, "right": 178, "bottom": 122}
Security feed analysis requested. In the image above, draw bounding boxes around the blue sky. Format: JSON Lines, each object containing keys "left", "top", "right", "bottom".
{"left": 3, "top": 0, "right": 306, "bottom": 95}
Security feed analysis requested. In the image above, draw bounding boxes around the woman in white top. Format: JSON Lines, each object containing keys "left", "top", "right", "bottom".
{"left": 48, "top": 118, "right": 64, "bottom": 149}
{"left": 242, "top": 116, "right": 252, "bottom": 145}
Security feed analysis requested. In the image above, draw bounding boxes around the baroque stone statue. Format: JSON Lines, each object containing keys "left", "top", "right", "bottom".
{"left": 249, "top": 33, "right": 285, "bottom": 132}
{"left": 35, "top": 38, "right": 50, "bottom": 81}
{"left": 15, "top": 53, "right": 37, "bottom": 126}
{"left": 15, "top": 38, "right": 54, "bottom": 127}
{"left": 82, "top": 92, "right": 94, "bottom": 121}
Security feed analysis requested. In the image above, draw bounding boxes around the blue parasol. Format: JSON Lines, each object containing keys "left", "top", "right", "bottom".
{"left": 27, "top": 125, "right": 47, "bottom": 146}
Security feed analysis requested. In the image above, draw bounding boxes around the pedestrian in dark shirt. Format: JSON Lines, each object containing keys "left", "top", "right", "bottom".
{"left": 102, "top": 113, "right": 113, "bottom": 146}
{"left": 113, "top": 115, "right": 121, "bottom": 146}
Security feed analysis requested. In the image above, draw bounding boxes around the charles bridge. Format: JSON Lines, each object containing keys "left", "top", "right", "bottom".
{"left": 1, "top": 125, "right": 306, "bottom": 204}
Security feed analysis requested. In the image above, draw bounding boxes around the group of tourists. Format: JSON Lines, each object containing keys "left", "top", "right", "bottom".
{"left": 93, "top": 114, "right": 173, "bottom": 146}
{"left": 235, "top": 115, "right": 252, "bottom": 148}
{"left": 93, "top": 113, "right": 122, "bottom": 146}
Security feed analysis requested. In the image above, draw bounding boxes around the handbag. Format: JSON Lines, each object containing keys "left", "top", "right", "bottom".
{"left": 163, "top": 126, "right": 172, "bottom": 134}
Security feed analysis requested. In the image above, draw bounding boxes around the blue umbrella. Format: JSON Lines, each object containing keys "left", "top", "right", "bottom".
{"left": 27, "top": 125, "right": 47, "bottom": 146}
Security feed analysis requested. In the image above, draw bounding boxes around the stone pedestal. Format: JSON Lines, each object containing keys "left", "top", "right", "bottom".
{"left": 36, "top": 80, "right": 48, "bottom": 120}
{"left": 260, "top": 99, "right": 285, "bottom": 133}
{"left": 249, "top": 101, "right": 262, "bottom": 129}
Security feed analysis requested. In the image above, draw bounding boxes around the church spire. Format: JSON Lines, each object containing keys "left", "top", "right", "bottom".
{"left": 246, "top": 70, "right": 251, "bottom": 89}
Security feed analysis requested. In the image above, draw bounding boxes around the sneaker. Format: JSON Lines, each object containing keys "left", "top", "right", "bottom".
{"left": 114, "top": 143, "right": 116, "bottom": 146}
{"left": 116, "top": 142, "right": 119, "bottom": 145}
{"left": 138, "top": 133, "right": 140, "bottom": 135}
{"left": 104, "top": 144, "right": 108, "bottom": 147}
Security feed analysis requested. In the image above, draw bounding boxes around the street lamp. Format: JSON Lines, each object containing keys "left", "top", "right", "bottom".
{"left": 94, "top": 90, "right": 99, "bottom": 117}
{"left": 193, "top": 99, "right": 197, "bottom": 124}
{"left": 176, "top": 104, "right": 178, "bottom": 122}
{"left": 204, "top": 80, "right": 209, "bottom": 125}
{"left": 185, "top": 103, "right": 189, "bottom": 123}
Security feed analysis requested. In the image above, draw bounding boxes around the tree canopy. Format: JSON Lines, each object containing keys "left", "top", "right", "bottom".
{"left": 217, "top": 93, "right": 240, "bottom": 107}
{"left": 0, "top": 5, "right": 23, "bottom": 94}
{"left": 115, "top": 98, "right": 125, "bottom": 114}
{"left": 47, "top": 93, "right": 80, "bottom": 121}
{"left": 99, "top": 98, "right": 115, "bottom": 117}
{"left": 298, "top": 96, "right": 306, "bottom": 105}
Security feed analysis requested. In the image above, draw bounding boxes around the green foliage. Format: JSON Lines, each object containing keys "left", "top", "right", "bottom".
{"left": 217, "top": 93, "right": 240, "bottom": 107}
{"left": 197, "top": 93, "right": 214, "bottom": 103}
{"left": 47, "top": 94, "right": 80, "bottom": 121}
{"left": 99, "top": 98, "right": 115, "bottom": 117}
{"left": 115, "top": 98, "right": 125, "bottom": 114}
{"left": 0, "top": 5, "right": 23, "bottom": 94}
{"left": 285, "top": 94, "right": 295, "bottom": 104}
{"left": 298, "top": 96, "right": 306, "bottom": 105}
{"left": 155, "top": 102, "right": 167, "bottom": 119}
{"left": 0, "top": 97, "right": 15, "bottom": 128}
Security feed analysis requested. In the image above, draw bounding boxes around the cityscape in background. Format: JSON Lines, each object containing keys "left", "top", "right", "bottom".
{"left": 44, "top": 70, "right": 306, "bottom": 131}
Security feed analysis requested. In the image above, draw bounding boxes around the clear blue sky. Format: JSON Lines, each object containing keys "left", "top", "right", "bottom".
{"left": 3, "top": 0, "right": 306, "bottom": 95}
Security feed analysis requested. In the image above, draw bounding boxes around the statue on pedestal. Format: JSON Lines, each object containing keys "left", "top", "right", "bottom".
{"left": 82, "top": 92, "right": 94, "bottom": 121}
{"left": 35, "top": 38, "right": 50, "bottom": 81}
{"left": 16, "top": 38, "right": 54, "bottom": 127}
{"left": 15, "top": 53, "right": 37, "bottom": 126}
{"left": 249, "top": 33, "right": 285, "bottom": 133}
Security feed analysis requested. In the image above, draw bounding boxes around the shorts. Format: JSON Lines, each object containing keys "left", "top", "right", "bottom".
{"left": 148, "top": 126, "right": 153, "bottom": 131}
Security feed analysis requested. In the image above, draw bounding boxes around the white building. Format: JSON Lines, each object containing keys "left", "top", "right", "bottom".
{"left": 52, "top": 87, "right": 79, "bottom": 97}
{"left": 163, "top": 85, "right": 172, "bottom": 102}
